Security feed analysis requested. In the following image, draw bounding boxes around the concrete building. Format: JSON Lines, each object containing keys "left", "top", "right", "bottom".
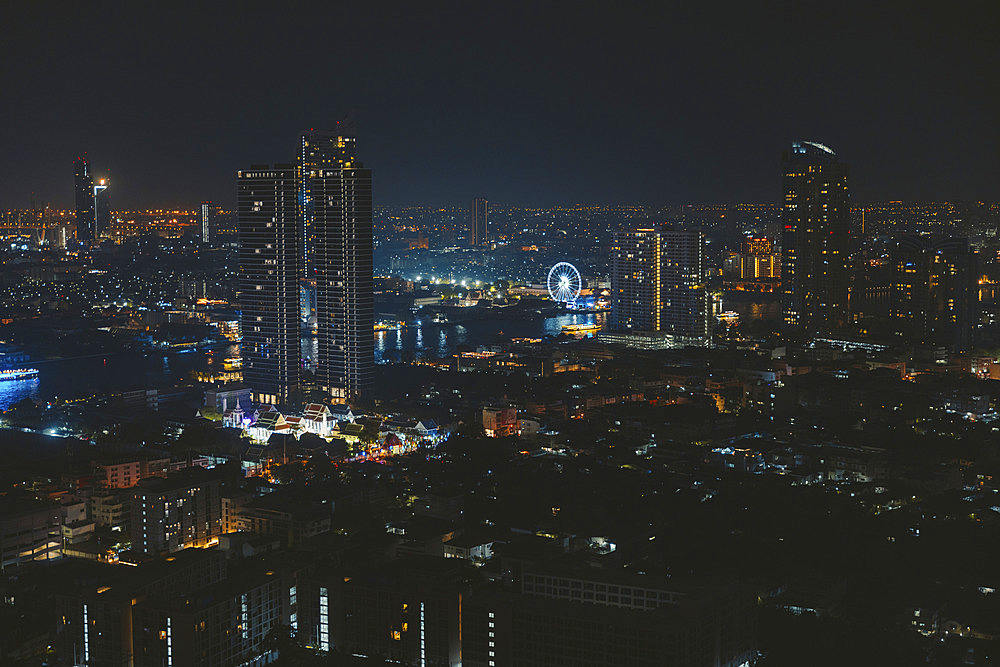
{"left": 483, "top": 405, "right": 518, "bottom": 437}
{"left": 237, "top": 164, "right": 301, "bottom": 405}
{"left": 0, "top": 497, "right": 61, "bottom": 571}
{"left": 130, "top": 469, "right": 224, "bottom": 555}
{"left": 607, "top": 226, "right": 710, "bottom": 348}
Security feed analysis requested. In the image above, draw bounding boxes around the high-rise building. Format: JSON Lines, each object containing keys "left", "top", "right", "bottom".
{"left": 609, "top": 227, "right": 660, "bottom": 333}
{"left": 607, "top": 226, "right": 709, "bottom": 347}
{"left": 237, "top": 164, "right": 301, "bottom": 405}
{"left": 781, "top": 140, "right": 851, "bottom": 332}
{"left": 73, "top": 157, "right": 95, "bottom": 243}
{"left": 889, "top": 235, "right": 978, "bottom": 351}
{"left": 200, "top": 201, "right": 215, "bottom": 242}
{"left": 298, "top": 128, "right": 358, "bottom": 277}
{"left": 94, "top": 177, "right": 110, "bottom": 239}
{"left": 470, "top": 197, "right": 488, "bottom": 246}
{"left": 307, "top": 131, "right": 374, "bottom": 402}
{"left": 658, "top": 229, "right": 710, "bottom": 340}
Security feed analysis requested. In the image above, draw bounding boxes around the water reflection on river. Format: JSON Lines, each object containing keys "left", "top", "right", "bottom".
{"left": 0, "top": 343, "right": 241, "bottom": 411}
{"left": 1, "top": 314, "right": 604, "bottom": 410}
{"left": 305, "top": 313, "right": 604, "bottom": 366}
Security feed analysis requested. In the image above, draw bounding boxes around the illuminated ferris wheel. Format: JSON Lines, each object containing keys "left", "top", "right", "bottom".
{"left": 547, "top": 262, "right": 582, "bottom": 304}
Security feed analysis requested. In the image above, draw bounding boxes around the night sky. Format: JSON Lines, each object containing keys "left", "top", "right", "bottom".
{"left": 1, "top": 2, "right": 997, "bottom": 208}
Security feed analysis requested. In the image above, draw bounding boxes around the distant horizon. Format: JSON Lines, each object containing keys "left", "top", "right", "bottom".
{"left": 2, "top": 5, "right": 997, "bottom": 209}
{"left": 3, "top": 198, "right": 997, "bottom": 213}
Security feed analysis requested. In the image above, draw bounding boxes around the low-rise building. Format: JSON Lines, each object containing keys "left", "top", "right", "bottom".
{"left": 302, "top": 403, "right": 335, "bottom": 436}
{"left": 483, "top": 405, "right": 518, "bottom": 437}
{"left": 0, "top": 497, "right": 61, "bottom": 571}
{"left": 101, "top": 457, "right": 170, "bottom": 489}
{"left": 90, "top": 492, "right": 128, "bottom": 531}
{"left": 235, "top": 491, "right": 332, "bottom": 547}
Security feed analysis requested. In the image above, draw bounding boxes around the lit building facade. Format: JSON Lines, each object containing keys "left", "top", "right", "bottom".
{"left": 482, "top": 405, "right": 518, "bottom": 437}
{"left": 237, "top": 164, "right": 301, "bottom": 405}
{"left": 609, "top": 226, "right": 709, "bottom": 346}
{"left": 781, "top": 140, "right": 851, "bottom": 332}
{"left": 299, "top": 129, "right": 358, "bottom": 275}
{"left": 889, "top": 235, "right": 978, "bottom": 351}
{"left": 470, "top": 197, "right": 488, "bottom": 246}
{"left": 739, "top": 237, "right": 780, "bottom": 279}
{"left": 724, "top": 237, "right": 781, "bottom": 291}
{"left": 200, "top": 201, "right": 214, "bottom": 242}
{"left": 94, "top": 177, "right": 111, "bottom": 239}
{"left": 129, "top": 469, "right": 223, "bottom": 555}
{"left": 0, "top": 498, "right": 62, "bottom": 571}
{"left": 306, "top": 131, "right": 374, "bottom": 402}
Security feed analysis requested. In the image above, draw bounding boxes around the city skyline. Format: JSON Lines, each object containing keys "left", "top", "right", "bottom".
{"left": 1, "top": 4, "right": 997, "bottom": 208}
{"left": 4, "top": 5, "right": 1000, "bottom": 666}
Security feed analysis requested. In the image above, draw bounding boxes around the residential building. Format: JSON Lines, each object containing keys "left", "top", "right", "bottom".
{"left": 483, "top": 406, "right": 518, "bottom": 437}
{"left": 298, "top": 557, "right": 463, "bottom": 664}
{"left": 0, "top": 497, "right": 61, "bottom": 571}
{"left": 888, "top": 235, "right": 978, "bottom": 351}
{"left": 235, "top": 491, "right": 332, "bottom": 547}
{"left": 607, "top": 226, "right": 709, "bottom": 347}
{"left": 130, "top": 469, "right": 224, "bottom": 555}
{"left": 102, "top": 457, "right": 171, "bottom": 489}
{"left": 462, "top": 563, "right": 757, "bottom": 667}
{"left": 309, "top": 131, "right": 374, "bottom": 401}
{"left": 237, "top": 164, "right": 301, "bottom": 405}
{"left": 90, "top": 492, "right": 128, "bottom": 531}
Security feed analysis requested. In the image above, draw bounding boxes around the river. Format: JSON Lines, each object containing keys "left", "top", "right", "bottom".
{"left": 0, "top": 312, "right": 604, "bottom": 410}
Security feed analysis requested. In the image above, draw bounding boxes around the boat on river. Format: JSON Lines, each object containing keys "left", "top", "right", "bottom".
{"left": 0, "top": 368, "right": 39, "bottom": 381}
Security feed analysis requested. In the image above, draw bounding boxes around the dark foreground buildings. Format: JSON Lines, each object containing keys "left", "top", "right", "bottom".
{"left": 51, "top": 548, "right": 280, "bottom": 667}
{"left": 294, "top": 554, "right": 755, "bottom": 667}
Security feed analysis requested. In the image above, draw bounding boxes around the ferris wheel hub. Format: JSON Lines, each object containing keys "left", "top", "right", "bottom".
{"left": 547, "top": 262, "right": 582, "bottom": 304}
